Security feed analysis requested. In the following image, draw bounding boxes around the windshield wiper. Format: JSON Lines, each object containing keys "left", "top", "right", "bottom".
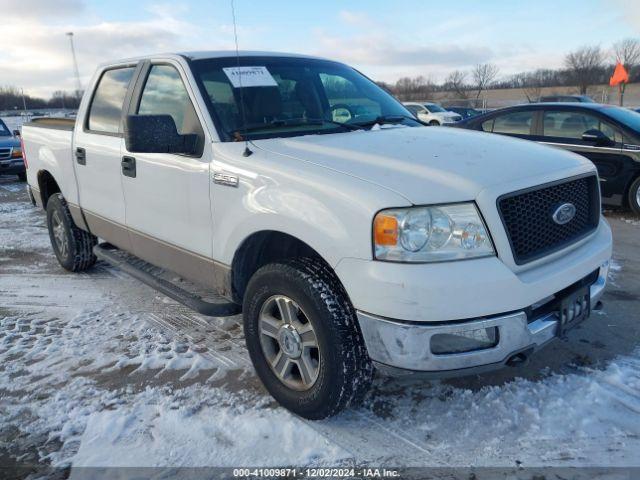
{"left": 353, "top": 114, "right": 424, "bottom": 128}
{"left": 303, "top": 118, "right": 364, "bottom": 131}
{"left": 229, "top": 118, "right": 364, "bottom": 138}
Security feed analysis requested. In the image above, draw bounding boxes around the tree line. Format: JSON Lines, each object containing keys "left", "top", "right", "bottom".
{"left": 0, "top": 87, "right": 82, "bottom": 112}
{"left": 379, "top": 39, "right": 640, "bottom": 104}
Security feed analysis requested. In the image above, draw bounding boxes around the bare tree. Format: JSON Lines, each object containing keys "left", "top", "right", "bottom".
{"left": 613, "top": 38, "right": 640, "bottom": 105}
{"left": 392, "top": 75, "right": 436, "bottom": 101}
{"left": 564, "top": 45, "right": 605, "bottom": 94}
{"left": 472, "top": 63, "right": 499, "bottom": 99}
{"left": 512, "top": 70, "right": 546, "bottom": 102}
{"left": 444, "top": 70, "right": 468, "bottom": 99}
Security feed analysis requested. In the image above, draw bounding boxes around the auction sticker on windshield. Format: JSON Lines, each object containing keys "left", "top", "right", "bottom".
{"left": 223, "top": 66, "right": 278, "bottom": 88}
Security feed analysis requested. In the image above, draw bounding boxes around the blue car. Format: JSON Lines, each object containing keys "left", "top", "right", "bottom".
{"left": 0, "top": 118, "right": 25, "bottom": 181}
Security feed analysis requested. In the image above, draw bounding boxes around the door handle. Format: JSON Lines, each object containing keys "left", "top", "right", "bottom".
{"left": 75, "top": 147, "right": 86, "bottom": 165}
{"left": 121, "top": 156, "right": 136, "bottom": 178}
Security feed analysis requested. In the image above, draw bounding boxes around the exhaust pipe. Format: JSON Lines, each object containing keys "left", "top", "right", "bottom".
{"left": 506, "top": 348, "right": 533, "bottom": 367}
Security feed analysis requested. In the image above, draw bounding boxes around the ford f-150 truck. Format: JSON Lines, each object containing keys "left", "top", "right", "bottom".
{"left": 21, "top": 51, "right": 612, "bottom": 419}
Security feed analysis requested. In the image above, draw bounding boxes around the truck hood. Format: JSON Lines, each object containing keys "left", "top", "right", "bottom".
{"left": 255, "top": 126, "right": 593, "bottom": 205}
{"left": 0, "top": 136, "right": 19, "bottom": 148}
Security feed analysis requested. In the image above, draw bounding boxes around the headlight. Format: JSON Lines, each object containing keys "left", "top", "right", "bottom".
{"left": 373, "top": 203, "right": 494, "bottom": 262}
{"left": 11, "top": 147, "right": 22, "bottom": 159}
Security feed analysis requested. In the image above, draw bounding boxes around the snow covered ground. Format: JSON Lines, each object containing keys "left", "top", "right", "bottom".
{"left": 1, "top": 176, "right": 640, "bottom": 478}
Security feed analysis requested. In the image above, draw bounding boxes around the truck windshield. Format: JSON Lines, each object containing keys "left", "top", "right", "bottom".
{"left": 190, "top": 56, "right": 420, "bottom": 141}
{"left": 425, "top": 104, "right": 446, "bottom": 113}
{"left": 0, "top": 120, "right": 10, "bottom": 136}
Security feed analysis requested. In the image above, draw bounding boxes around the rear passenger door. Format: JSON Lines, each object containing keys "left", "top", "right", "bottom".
{"left": 538, "top": 109, "right": 626, "bottom": 199}
{"left": 120, "top": 61, "right": 215, "bottom": 287}
{"left": 74, "top": 64, "right": 139, "bottom": 250}
{"left": 479, "top": 109, "right": 538, "bottom": 140}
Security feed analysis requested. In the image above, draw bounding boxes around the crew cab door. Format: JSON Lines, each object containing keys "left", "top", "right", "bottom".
{"left": 120, "top": 61, "right": 215, "bottom": 287}
{"left": 73, "top": 64, "right": 139, "bottom": 250}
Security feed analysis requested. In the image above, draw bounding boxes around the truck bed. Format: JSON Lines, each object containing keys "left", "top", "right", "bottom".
{"left": 25, "top": 117, "right": 76, "bottom": 131}
{"left": 22, "top": 117, "right": 78, "bottom": 207}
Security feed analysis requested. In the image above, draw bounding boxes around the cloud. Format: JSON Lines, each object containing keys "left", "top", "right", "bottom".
{"left": 607, "top": 0, "right": 640, "bottom": 32}
{"left": 309, "top": 11, "right": 492, "bottom": 83}
{"left": 0, "top": 0, "right": 84, "bottom": 19}
{"left": 0, "top": 6, "right": 236, "bottom": 97}
{"left": 314, "top": 31, "right": 492, "bottom": 68}
{"left": 338, "top": 10, "right": 373, "bottom": 28}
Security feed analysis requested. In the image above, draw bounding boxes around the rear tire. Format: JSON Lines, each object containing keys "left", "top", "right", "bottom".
{"left": 17, "top": 172, "right": 26, "bottom": 182}
{"left": 243, "top": 257, "right": 373, "bottom": 419}
{"left": 46, "top": 193, "right": 97, "bottom": 272}
{"left": 628, "top": 177, "right": 640, "bottom": 216}
{"left": 429, "top": 120, "right": 440, "bottom": 126}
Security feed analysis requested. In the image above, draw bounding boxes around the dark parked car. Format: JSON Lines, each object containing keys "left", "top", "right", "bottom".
{"left": 0, "top": 119, "right": 25, "bottom": 181}
{"left": 457, "top": 103, "right": 640, "bottom": 214}
{"left": 539, "top": 95, "right": 595, "bottom": 103}
{"left": 446, "top": 106, "right": 481, "bottom": 119}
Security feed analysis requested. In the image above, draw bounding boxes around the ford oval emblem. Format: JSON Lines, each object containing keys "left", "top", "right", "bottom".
{"left": 552, "top": 203, "right": 576, "bottom": 225}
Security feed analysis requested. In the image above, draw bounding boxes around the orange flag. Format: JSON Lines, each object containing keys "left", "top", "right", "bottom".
{"left": 610, "top": 61, "right": 629, "bottom": 86}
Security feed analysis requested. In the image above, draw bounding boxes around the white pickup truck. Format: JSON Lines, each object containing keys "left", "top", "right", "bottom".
{"left": 22, "top": 51, "right": 612, "bottom": 419}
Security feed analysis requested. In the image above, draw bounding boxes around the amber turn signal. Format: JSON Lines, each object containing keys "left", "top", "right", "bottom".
{"left": 374, "top": 214, "right": 398, "bottom": 246}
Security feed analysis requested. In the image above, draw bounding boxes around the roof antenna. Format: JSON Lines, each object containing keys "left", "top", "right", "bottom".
{"left": 231, "top": 0, "right": 253, "bottom": 157}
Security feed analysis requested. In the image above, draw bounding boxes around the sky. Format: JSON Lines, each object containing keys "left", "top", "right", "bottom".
{"left": 2, "top": 0, "right": 639, "bottom": 98}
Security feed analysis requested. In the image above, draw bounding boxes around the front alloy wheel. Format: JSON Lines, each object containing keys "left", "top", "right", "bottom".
{"left": 259, "top": 295, "right": 320, "bottom": 390}
{"left": 243, "top": 258, "right": 373, "bottom": 419}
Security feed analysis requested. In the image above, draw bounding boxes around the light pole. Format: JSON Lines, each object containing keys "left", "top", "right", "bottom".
{"left": 20, "top": 88, "right": 27, "bottom": 113}
{"left": 66, "top": 32, "right": 82, "bottom": 98}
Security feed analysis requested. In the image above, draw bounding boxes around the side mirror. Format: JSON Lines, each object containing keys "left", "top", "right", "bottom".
{"left": 124, "top": 114, "right": 198, "bottom": 155}
{"left": 582, "top": 129, "right": 613, "bottom": 147}
{"left": 13, "top": 129, "right": 20, "bottom": 137}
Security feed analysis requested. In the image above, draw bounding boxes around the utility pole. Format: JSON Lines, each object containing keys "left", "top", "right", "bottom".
{"left": 66, "top": 32, "right": 82, "bottom": 98}
{"left": 20, "top": 88, "right": 27, "bottom": 113}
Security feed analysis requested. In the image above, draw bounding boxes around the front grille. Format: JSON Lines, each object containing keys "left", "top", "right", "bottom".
{"left": 0, "top": 148, "right": 11, "bottom": 160}
{"left": 498, "top": 175, "right": 600, "bottom": 265}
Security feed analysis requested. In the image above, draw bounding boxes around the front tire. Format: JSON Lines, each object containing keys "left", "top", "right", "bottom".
{"left": 429, "top": 120, "right": 440, "bottom": 126}
{"left": 17, "top": 172, "right": 27, "bottom": 182}
{"left": 46, "top": 193, "right": 97, "bottom": 272}
{"left": 628, "top": 176, "right": 640, "bottom": 216}
{"left": 243, "top": 258, "right": 373, "bottom": 419}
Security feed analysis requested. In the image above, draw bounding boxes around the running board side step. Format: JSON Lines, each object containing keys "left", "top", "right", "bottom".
{"left": 93, "top": 244, "right": 241, "bottom": 317}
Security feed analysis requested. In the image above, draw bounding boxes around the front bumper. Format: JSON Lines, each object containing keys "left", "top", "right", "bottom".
{"left": 357, "top": 261, "right": 609, "bottom": 376}
{"left": 0, "top": 159, "right": 25, "bottom": 175}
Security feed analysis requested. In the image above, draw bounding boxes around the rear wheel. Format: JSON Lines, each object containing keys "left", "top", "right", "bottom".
{"left": 46, "top": 193, "right": 97, "bottom": 272}
{"left": 243, "top": 258, "right": 373, "bottom": 419}
{"left": 628, "top": 177, "right": 640, "bottom": 216}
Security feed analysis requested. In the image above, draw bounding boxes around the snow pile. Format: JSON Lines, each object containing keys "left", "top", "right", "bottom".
{"left": 608, "top": 258, "right": 623, "bottom": 286}
{"left": 365, "top": 352, "right": 640, "bottom": 466}
{"left": 0, "top": 198, "right": 52, "bottom": 252}
{"left": 619, "top": 216, "right": 640, "bottom": 226}
{"left": 72, "top": 387, "right": 349, "bottom": 468}
{"left": 0, "top": 304, "right": 349, "bottom": 468}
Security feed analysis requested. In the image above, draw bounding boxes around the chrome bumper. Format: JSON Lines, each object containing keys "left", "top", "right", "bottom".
{"left": 357, "top": 261, "right": 609, "bottom": 376}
